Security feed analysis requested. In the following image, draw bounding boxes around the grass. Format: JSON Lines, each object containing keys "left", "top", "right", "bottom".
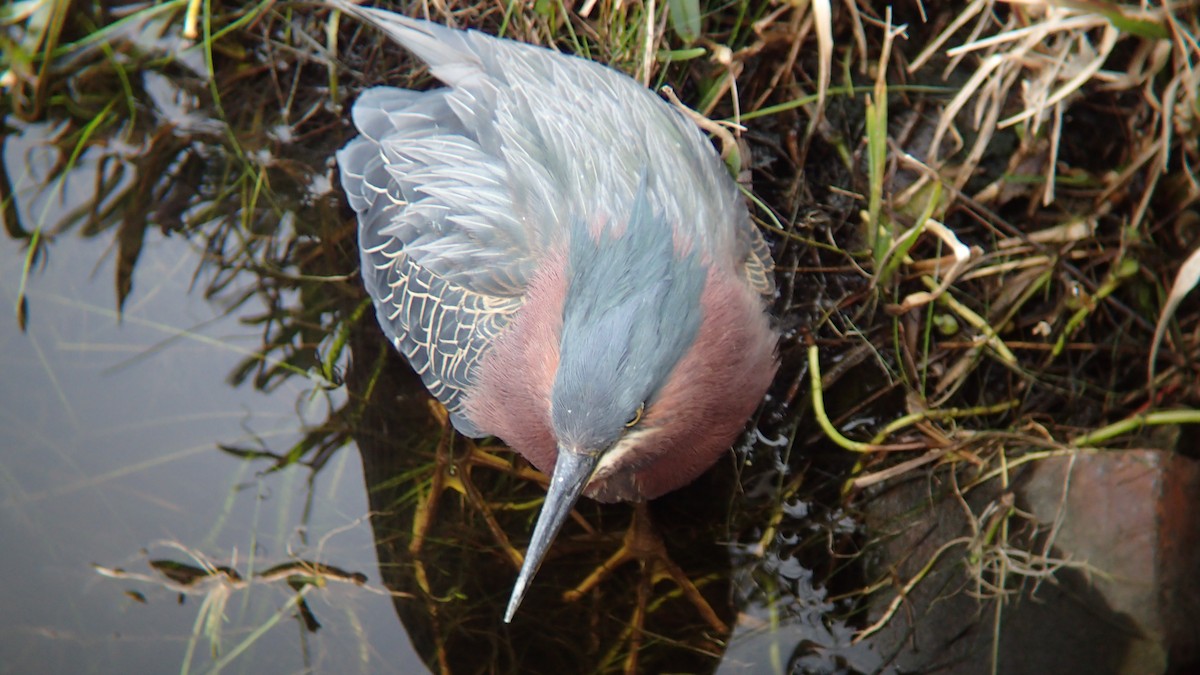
{"left": 4, "top": 0, "right": 1200, "bottom": 673}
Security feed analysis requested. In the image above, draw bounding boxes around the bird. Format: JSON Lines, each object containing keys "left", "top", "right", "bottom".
{"left": 332, "top": 1, "right": 779, "bottom": 623}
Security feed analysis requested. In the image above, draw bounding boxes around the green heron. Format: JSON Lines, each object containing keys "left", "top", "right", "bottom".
{"left": 334, "top": 2, "right": 778, "bottom": 622}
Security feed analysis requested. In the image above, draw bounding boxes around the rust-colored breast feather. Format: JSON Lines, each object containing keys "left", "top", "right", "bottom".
{"left": 594, "top": 265, "right": 778, "bottom": 502}
{"left": 464, "top": 254, "right": 568, "bottom": 473}
{"left": 467, "top": 256, "right": 777, "bottom": 503}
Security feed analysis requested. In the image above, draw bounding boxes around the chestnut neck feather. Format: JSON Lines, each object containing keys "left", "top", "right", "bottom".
{"left": 465, "top": 254, "right": 777, "bottom": 503}
{"left": 588, "top": 264, "right": 777, "bottom": 501}
{"left": 463, "top": 255, "right": 565, "bottom": 474}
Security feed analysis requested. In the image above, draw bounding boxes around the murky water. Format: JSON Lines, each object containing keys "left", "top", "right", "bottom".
{"left": 1, "top": 128, "right": 425, "bottom": 673}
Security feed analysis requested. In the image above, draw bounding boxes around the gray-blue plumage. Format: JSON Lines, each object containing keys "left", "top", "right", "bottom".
{"left": 334, "top": 4, "right": 772, "bottom": 437}
{"left": 552, "top": 184, "right": 704, "bottom": 453}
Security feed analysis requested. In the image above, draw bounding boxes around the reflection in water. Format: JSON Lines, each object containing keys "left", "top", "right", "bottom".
{"left": 347, "top": 305, "right": 740, "bottom": 672}
{"left": 96, "top": 542, "right": 372, "bottom": 639}
{"left": 1, "top": 4, "right": 878, "bottom": 674}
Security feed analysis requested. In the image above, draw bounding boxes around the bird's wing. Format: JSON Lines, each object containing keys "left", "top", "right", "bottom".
{"left": 343, "top": 81, "right": 538, "bottom": 295}
{"left": 739, "top": 213, "right": 776, "bottom": 300}
{"left": 338, "top": 87, "right": 522, "bottom": 436}
{"left": 336, "top": 4, "right": 765, "bottom": 279}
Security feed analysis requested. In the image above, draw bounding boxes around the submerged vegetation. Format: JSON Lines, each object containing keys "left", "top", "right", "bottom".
{"left": 3, "top": 0, "right": 1199, "bottom": 672}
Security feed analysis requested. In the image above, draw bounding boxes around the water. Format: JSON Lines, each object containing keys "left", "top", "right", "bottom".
{"left": 0, "top": 128, "right": 425, "bottom": 672}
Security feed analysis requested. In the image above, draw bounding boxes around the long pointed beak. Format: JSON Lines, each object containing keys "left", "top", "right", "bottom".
{"left": 503, "top": 447, "right": 600, "bottom": 623}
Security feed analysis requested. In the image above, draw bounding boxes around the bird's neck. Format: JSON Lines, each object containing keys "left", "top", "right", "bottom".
{"left": 462, "top": 253, "right": 567, "bottom": 475}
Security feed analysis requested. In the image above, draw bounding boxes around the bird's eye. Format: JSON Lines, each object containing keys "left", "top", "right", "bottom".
{"left": 625, "top": 402, "right": 645, "bottom": 428}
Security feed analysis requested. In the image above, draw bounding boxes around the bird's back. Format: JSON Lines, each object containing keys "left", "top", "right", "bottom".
{"left": 339, "top": 7, "right": 767, "bottom": 273}
{"left": 335, "top": 6, "right": 773, "bottom": 433}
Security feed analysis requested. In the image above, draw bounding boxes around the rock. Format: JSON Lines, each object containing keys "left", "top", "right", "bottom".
{"left": 861, "top": 443, "right": 1200, "bottom": 674}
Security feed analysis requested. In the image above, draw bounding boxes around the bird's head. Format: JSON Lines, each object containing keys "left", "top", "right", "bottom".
{"left": 499, "top": 189, "right": 706, "bottom": 619}
{"left": 469, "top": 190, "right": 776, "bottom": 623}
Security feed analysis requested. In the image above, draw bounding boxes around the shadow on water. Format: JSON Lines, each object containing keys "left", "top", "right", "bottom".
{"left": 7, "top": 2, "right": 1157, "bottom": 674}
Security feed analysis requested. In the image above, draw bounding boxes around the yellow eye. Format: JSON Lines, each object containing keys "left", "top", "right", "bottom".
{"left": 625, "top": 402, "right": 645, "bottom": 428}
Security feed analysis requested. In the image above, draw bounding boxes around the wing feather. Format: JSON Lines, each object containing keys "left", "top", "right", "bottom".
{"left": 333, "top": 2, "right": 775, "bottom": 428}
